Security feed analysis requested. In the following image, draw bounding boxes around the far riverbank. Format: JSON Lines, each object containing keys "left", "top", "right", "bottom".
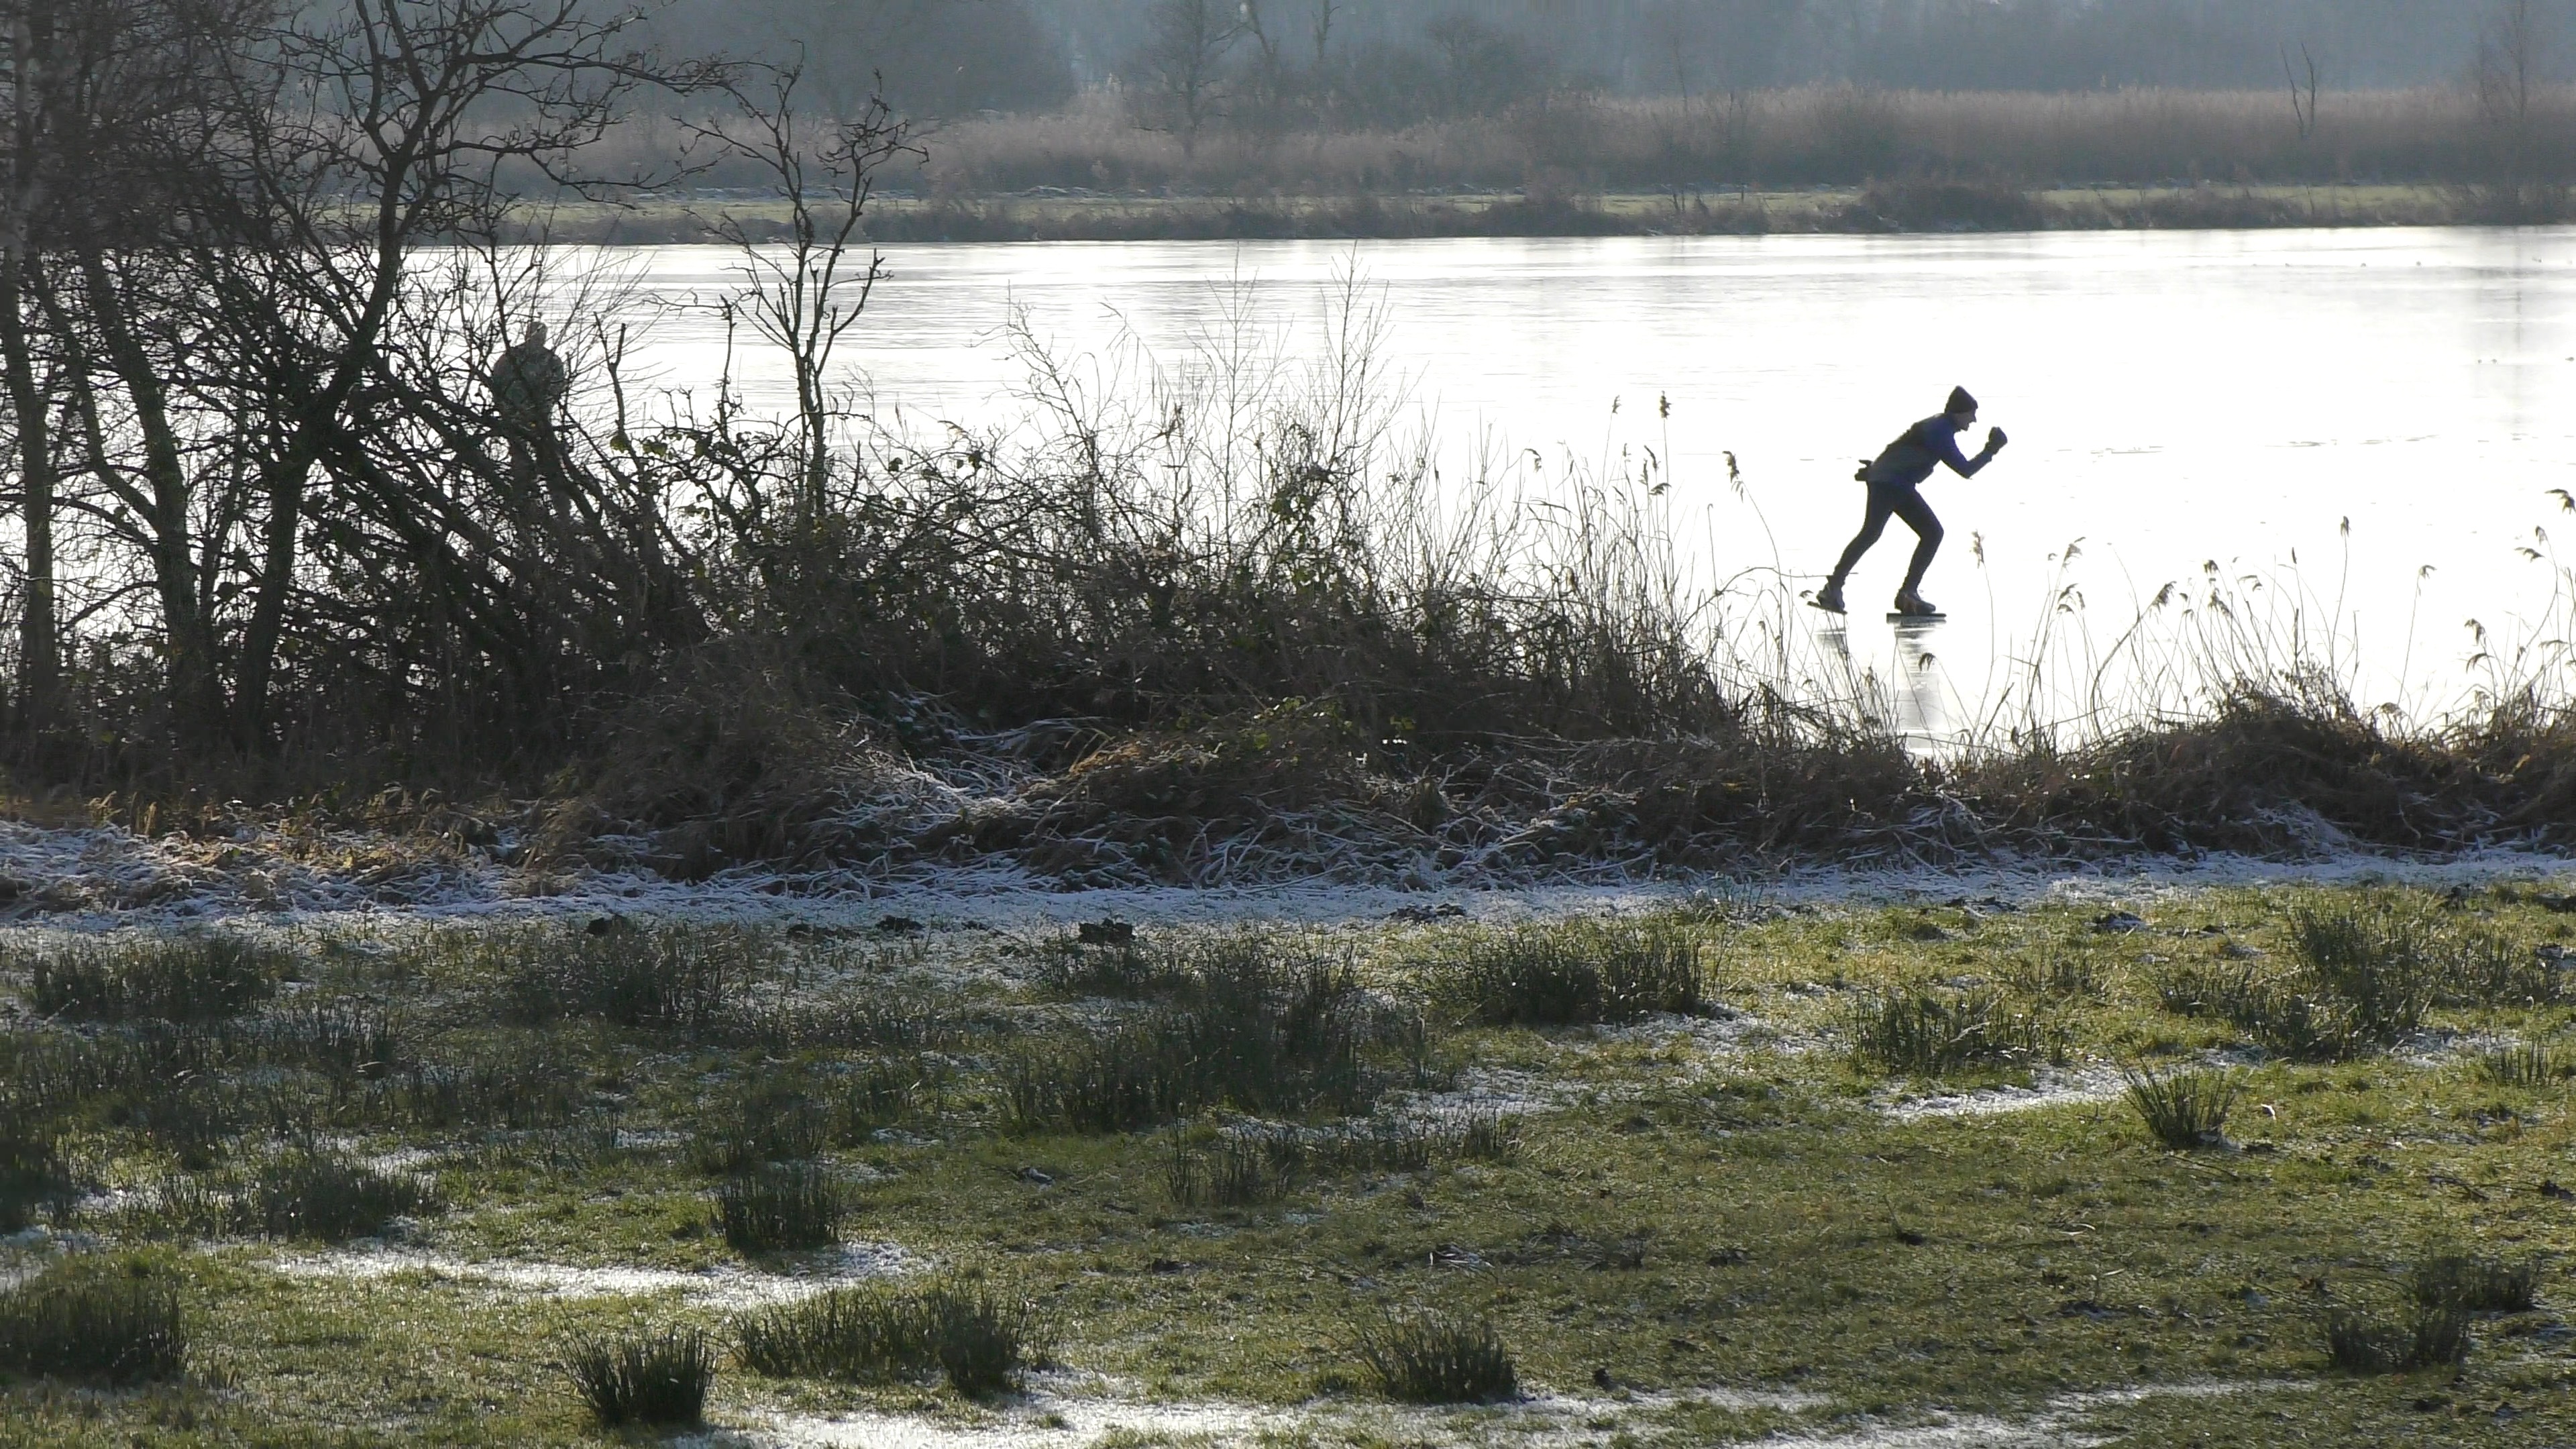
{"left": 538, "top": 182, "right": 2558, "bottom": 244}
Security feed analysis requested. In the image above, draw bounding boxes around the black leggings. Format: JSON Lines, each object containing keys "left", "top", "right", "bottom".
{"left": 1828, "top": 482, "right": 1943, "bottom": 594}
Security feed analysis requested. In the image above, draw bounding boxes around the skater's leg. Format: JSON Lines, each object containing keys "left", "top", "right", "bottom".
{"left": 1891, "top": 486, "right": 1945, "bottom": 595}
{"left": 1827, "top": 488, "right": 1898, "bottom": 588}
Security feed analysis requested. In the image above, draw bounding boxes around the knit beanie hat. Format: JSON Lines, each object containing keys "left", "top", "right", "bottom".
{"left": 1946, "top": 386, "right": 1978, "bottom": 415}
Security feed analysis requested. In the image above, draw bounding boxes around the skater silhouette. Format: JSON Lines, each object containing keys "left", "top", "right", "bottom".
{"left": 1812, "top": 386, "right": 2007, "bottom": 619}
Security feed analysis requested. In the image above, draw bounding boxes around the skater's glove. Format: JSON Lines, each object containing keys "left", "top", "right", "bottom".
{"left": 1985, "top": 427, "right": 2008, "bottom": 451}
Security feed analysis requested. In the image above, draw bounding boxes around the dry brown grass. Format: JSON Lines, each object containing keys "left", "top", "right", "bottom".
{"left": 914, "top": 86, "right": 2576, "bottom": 198}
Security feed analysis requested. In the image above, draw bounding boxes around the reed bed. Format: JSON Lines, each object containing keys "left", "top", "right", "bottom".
{"left": 911, "top": 86, "right": 2576, "bottom": 200}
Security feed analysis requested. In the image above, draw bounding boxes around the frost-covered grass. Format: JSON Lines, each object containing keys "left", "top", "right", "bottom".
{"left": 0, "top": 883, "right": 2571, "bottom": 1444}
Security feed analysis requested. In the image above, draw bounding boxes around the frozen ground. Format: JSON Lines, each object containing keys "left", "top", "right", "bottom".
{"left": 265, "top": 1240, "right": 920, "bottom": 1309}
{"left": 698, "top": 1375, "right": 1825, "bottom": 1449}
{"left": 2, "top": 816, "right": 2571, "bottom": 932}
{"left": 679, "top": 1378, "right": 2278, "bottom": 1449}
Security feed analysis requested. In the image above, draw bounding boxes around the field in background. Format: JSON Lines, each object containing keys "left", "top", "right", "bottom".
{"left": 0, "top": 883, "right": 2570, "bottom": 1444}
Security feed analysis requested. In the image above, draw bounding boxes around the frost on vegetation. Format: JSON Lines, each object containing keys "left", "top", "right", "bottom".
{"left": 265, "top": 1242, "right": 918, "bottom": 1309}
{"left": 1878, "top": 1063, "right": 2130, "bottom": 1122}
{"left": 0, "top": 804, "right": 2567, "bottom": 932}
{"left": 709, "top": 1379, "right": 1823, "bottom": 1449}
{"left": 1754, "top": 1380, "right": 2286, "bottom": 1448}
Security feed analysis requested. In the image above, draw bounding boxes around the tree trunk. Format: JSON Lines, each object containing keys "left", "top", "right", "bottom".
{"left": 78, "top": 250, "right": 221, "bottom": 739}
{"left": 0, "top": 254, "right": 58, "bottom": 731}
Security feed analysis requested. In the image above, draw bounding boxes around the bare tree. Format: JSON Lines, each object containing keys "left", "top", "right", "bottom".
{"left": 2282, "top": 42, "right": 2320, "bottom": 142}
{"left": 199, "top": 0, "right": 723, "bottom": 743}
{"left": 0, "top": 1, "right": 62, "bottom": 729}
{"left": 1136, "top": 0, "right": 1242, "bottom": 158}
{"left": 2475, "top": 0, "right": 2544, "bottom": 135}
{"left": 2469, "top": 0, "right": 2563, "bottom": 217}
{"left": 688, "top": 66, "right": 920, "bottom": 521}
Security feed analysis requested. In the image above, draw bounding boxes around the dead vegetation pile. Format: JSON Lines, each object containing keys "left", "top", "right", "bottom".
{"left": 520, "top": 678, "right": 2576, "bottom": 889}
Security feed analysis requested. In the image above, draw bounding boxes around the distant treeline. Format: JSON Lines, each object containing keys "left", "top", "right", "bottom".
{"left": 616, "top": 1, "right": 2576, "bottom": 206}
{"left": 636, "top": 0, "right": 2573, "bottom": 123}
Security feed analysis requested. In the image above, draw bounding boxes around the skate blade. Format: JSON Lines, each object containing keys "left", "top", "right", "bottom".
{"left": 1806, "top": 598, "right": 1847, "bottom": 615}
{"left": 1887, "top": 612, "right": 1945, "bottom": 623}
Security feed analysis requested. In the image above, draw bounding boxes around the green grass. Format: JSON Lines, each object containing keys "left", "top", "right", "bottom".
{"left": 1434, "top": 921, "right": 1705, "bottom": 1026}
{"left": 713, "top": 1164, "right": 849, "bottom": 1252}
{"left": 2324, "top": 1300, "right": 2473, "bottom": 1375}
{"left": 21, "top": 933, "right": 280, "bottom": 1022}
{"left": 0, "top": 1259, "right": 188, "bottom": 1385}
{"left": 735, "top": 1280, "right": 1042, "bottom": 1396}
{"left": 0, "top": 889, "right": 2570, "bottom": 1444}
{"left": 2413, "top": 1253, "right": 2542, "bottom": 1315}
{"left": 566, "top": 1325, "right": 714, "bottom": 1427}
{"left": 1350, "top": 1309, "right": 1519, "bottom": 1403}
{"left": 2123, "top": 1065, "right": 2240, "bottom": 1149}
{"left": 246, "top": 1149, "right": 443, "bottom": 1240}
{"left": 1846, "top": 979, "right": 2065, "bottom": 1075}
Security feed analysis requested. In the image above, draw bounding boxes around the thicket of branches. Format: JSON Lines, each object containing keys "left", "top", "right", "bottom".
{"left": 0, "top": 0, "right": 733, "bottom": 788}
{"left": 0, "top": 0, "right": 1759, "bottom": 809}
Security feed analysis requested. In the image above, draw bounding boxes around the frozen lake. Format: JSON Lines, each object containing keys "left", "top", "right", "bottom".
{"left": 579, "top": 227, "right": 2576, "bottom": 745}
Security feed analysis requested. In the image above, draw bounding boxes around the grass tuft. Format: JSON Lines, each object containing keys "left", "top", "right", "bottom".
{"left": 498, "top": 926, "right": 747, "bottom": 1031}
{"left": 1846, "top": 981, "right": 2065, "bottom": 1075}
{"left": 2472, "top": 1039, "right": 2563, "bottom": 1087}
{"left": 25, "top": 934, "right": 280, "bottom": 1022}
{"left": 690, "top": 1083, "right": 835, "bottom": 1176}
{"left": 733, "top": 1280, "right": 1040, "bottom": 1396}
{"left": 2443, "top": 928, "right": 2567, "bottom": 1007}
{"left": 1033, "top": 936, "right": 1187, "bottom": 998}
{"left": 2002, "top": 951, "right": 2102, "bottom": 1000}
{"left": 371, "top": 1055, "right": 585, "bottom": 1131}
{"left": 1438, "top": 922, "right": 1705, "bottom": 1026}
{"left": 1002, "top": 937, "right": 1390, "bottom": 1133}
{"left": 1166, "top": 1127, "right": 1301, "bottom": 1208}
{"left": 247, "top": 1149, "right": 441, "bottom": 1240}
{"left": 258, "top": 999, "right": 403, "bottom": 1081}
{"left": 566, "top": 1326, "right": 715, "bottom": 1428}
{"left": 2287, "top": 902, "right": 2438, "bottom": 1042}
{"left": 1350, "top": 1309, "right": 1519, "bottom": 1403}
{"left": 2121, "top": 1065, "right": 2239, "bottom": 1150}
{"left": 714, "top": 1163, "right": 849, "bottom": 1252}
{"left": 2324, "top": 1301, "right": 2471, "bottom": 1375}
{"left": 2412, "top": 1254, "right": 2541, "bottom": 1314}
{"left": 1456, "top": 1112, "right": 1524, "bottom": 1162}
{"left": 0, "top": 1262, "right": 187, "bottom": 1384}
{"left": 0, "top": 1119, "right": 68, "bottom": 1233}
{"left": 2156, "top": 904, "right": 2442, "bottom": 1063}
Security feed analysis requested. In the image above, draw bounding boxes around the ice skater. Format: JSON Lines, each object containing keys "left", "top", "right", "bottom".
{"left": 1810, "top": 386, "right": 2007, "bottom": 619}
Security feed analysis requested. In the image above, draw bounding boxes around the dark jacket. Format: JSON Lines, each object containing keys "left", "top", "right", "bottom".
{"left": 1860, "top": 415, "right": 1988, "bottom": 489}
{"left": 489, "top": 341, "right": 568, "bottom": 423}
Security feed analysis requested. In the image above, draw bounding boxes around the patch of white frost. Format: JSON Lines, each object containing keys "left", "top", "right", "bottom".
{"left": 0, "top": 808, "right": 2569, "bottom": 932}
{"left": 1395, "top": 1067, "right": 1568, "bottom": 1122}
{"left": 266, "top": 1241, "right": 918, "bottom": 1309}
{"left": 1759, "top": 1380, "right": 2301, "bottom": 1448}
{"left": 1880, "top": 1064, "right": 2129, "bottom": 1122}
{"left": 700, "top": 1377, "right": 1821, "bottom": 1449}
